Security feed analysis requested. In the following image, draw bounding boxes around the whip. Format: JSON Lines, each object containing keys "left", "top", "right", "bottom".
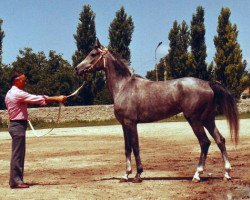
{"left": 28, "top": 82, "right": 85, "bottom": 137}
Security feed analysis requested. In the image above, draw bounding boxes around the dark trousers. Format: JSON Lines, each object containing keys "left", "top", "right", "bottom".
{"left": 8, "top": 120, "right": 28, "bottom": 187}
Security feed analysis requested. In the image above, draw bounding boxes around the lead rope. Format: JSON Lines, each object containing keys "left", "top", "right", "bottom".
{"left": 28, "top": 82, "right": 85, "bottom": 137}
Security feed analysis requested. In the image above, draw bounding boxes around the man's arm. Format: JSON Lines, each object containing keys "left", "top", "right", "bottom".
{"left": 19, "top": 90, "right": 66, "bottom": 105}
{"left": 45, "top": 95, "right": 66, "bottom": 103}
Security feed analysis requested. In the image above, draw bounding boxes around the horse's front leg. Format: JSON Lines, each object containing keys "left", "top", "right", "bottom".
{"left": 130, "top": 124, "right": 143, "bottom": 183}
{"left": 120, "top": 125, "right": 132, "bottom": 182}
{"left": 121, "top": 123, "right": 143, "bottom": 183}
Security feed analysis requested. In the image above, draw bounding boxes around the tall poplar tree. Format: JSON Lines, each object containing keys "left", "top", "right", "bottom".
{"left": 72, "top": 5, "right": 96, "bottom": 67}
{"left": 190, "top": 6, "right": 209, "bottom": 80}
{"left": 214, "top": 7, "right": 248, "bottom": 98}
{"left": 0, "top": 18, "right": 5, "bottom": 109}
{"left": 108, "top": 6, "right": 134, "bottom": 62}
{"left": 0, "top": 19, "right": 4, "bottom": 65}
{"left": 72, "top": 4, "right": 96, "bottom": 105}
{"left": 168, "top": 20, "right": 193, "bottom": 79}
{"left": 168, "top": 21, "right": 180, "bottom": 79}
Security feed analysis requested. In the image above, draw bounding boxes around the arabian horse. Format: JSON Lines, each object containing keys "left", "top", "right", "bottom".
{"left": 76, "top": 40, "right": 239, "bottom": 183}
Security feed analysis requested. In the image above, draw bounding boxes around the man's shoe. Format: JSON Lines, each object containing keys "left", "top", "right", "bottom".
{"left": 10, "top": 183, "right": 29, "bottom": 189}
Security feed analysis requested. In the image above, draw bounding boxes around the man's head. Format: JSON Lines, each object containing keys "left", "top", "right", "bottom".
{"left": 11, "top": 71, "right": 26, "bottom": 89}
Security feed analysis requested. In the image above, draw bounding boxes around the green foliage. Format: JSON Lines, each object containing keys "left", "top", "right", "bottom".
{"left": 214, "top": 7, "right": 249, "bottom": 99}
{"left": 94, "top": 86, "right": 113, "bottom": 105}
{"left": 168, "top": 20, "right": 194, "bottom": 79}
{"left": 207, "top": 61, "right": 215, "bottom": 81}
{"left": 0, "top": 19, "right": 4, "bottom": 64}
{"left": 104, "top": 6, "right": 134, "bottom": 102}
{"left": 145, "top": 70, "right": 156, "bottom": 81}
{"left": 10, "top": 48, "right": 77, "bottom": 107}
{"left": 12, "top": 48, "right": 47, "bottom": 94}
{"left": 0, "top": 19, "right": 7, "bottom": 109}
{"left": 92, "top": 72, "right": 113, "bottom": 105}
{"left": 0, "top": 64, "right": 11, "bottom": 109}
{"left": 71, "top": 4, "right": 113, "bottom": 105}
{"left": 108, "top": 6, "right": 134, "bottom": 62}
{"left": 46, "top": 51, "right": 77, "bottom": 106}
{"left": 190, "top": 6, "right": 210, "bottom": 80}
{"left": 72, "top": 4, "right": 100, "bottom": 105}
{"left": 146, "top": 58, "right": 167, "bottom": 81}
{"left": 72, "top": 4, "right": 96, "bottom": 67}
{"left": 241, "top": 70, "right": 250, "bottom": 89}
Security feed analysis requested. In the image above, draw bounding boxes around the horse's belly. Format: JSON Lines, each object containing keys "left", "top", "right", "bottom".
{"left": 138, "top": 106, "right": 181, "bottom": 123}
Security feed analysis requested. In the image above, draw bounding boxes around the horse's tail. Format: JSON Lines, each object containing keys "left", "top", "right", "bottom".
{"left": 209, "top": 82, "right": 239, "bottom": 146}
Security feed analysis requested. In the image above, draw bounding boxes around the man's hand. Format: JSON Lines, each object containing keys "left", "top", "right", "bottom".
{"left": 45, "top": 95, "right": 67, "bottom": 103}
{"left": 57, "top": 95, "right": 67, "bottom": 103}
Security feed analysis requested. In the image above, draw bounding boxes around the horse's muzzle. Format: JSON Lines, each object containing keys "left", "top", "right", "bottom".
{"left": 74, "top": 66, "right": 82, "bottom": 76}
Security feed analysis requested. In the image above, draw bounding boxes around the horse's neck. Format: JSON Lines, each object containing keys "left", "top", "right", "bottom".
{"left": 104, "top": 59, "right": 131, "bottom": 100}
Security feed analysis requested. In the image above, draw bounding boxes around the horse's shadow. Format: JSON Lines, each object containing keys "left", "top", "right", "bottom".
{"left": 96, "top": 176, "right": 227, "bottom": 182}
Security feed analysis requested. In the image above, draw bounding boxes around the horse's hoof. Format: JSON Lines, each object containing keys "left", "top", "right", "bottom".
{"left": 223, "top": 176, "right": 232, "bottom": 181}
{"left": 192, "top": 177, "right": 200, "bottom": 183}
{"left": 223, "top": 172, "right": 232, "bottom": 181}
{"left": 119, "top": 178, "right": 128, "bottom": 183}
{"left": 132, "top": 177, "right": 142, "bottom": 183}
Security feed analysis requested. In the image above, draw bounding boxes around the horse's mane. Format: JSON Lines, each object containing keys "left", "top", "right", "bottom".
{"left": 109, "top": 50, "right": 133, "bottom": 76}
{"left": 132, "top": 74, "right": 145, "bottom": 79}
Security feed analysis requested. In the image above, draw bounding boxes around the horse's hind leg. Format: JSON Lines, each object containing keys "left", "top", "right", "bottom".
{"left": 204, "top": 120, "right": 232, "bottom": 180}
{"left": 187, "top": 118, "right": 211, "bottom": 182}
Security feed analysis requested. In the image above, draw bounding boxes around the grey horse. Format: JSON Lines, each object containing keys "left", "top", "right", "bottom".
{"left": 76, "top": 40, "right": 239, "bottom": 183}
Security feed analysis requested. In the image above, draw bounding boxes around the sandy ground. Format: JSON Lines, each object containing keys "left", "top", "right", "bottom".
{"left": 0, "top": 119, "right": 250, "bottom": 200}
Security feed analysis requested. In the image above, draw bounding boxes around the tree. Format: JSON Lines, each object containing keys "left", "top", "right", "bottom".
{"left": 0, "top": 18, "right": 4, "bottom": 65}
{"left": 207, "top": 61, "right": 215, "bottom": 81}
{"left": 190, "top": 6, "right": 209, "bottom": 80}
{"left": 240, "top": 69, "right": 250, "bottom": 93}
{"left": 0, "top": 19, "right": 6, "bottom": 109}
{"left": 146, "top": 58, "right": 167, "bottom": 81}
{"left": 168, "top": 20, "right": 193, "bottom": 79}
{"left": 108, "top": 6, "right": 134, "bottom": 62}
{"left": 0, "top": 64, "right": 11, "bottom": 109}
{"left": 101, "top": 6, "right": 134, "bottom": 104}
{"left": 93, "top": 72, "right": 113, "bottom": 105}
{"left": 11, "top": 48, "right": 77, "bottom": 106}
{"left": 72, "top": 4, "right": 96, "bottom": 67}
{"left": 45, "top": 51, "right": 77, "bottom": 106}
{"left": 12, "top": 48, "right": 47, "bottom": 95}
{"left": 168, "top": 21, "right": 179, "bottom": 79}
{"left": 214, "top": 7, "right": 248, "bottom": 98}
{"left": 72, "top": 4, "right": 97, "bottom": 105}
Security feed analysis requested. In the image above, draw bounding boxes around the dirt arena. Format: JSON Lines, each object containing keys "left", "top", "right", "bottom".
{"left": 0, "top": 119, "right": 250, "bottom": 200}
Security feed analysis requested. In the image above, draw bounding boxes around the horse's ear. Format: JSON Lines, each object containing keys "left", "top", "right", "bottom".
{"left": 94, "top": 38, "right": 102, "bottom": 48}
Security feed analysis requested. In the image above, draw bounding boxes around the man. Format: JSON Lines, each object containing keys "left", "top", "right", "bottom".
{"left": 5, "top": 71, "right": 67, "bottom": 189}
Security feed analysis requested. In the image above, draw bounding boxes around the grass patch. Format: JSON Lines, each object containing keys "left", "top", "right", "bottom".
{"left": 1, "top": 112, "right": 250, "bottom": 132}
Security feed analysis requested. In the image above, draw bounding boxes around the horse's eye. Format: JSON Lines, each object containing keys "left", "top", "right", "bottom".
{"left": 90, "top": 53, "right": 96, "bottom": 57}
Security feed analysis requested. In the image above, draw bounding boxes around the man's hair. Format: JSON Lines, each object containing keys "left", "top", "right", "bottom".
{"left": 10, "top": 70, "right": 23, "bottom": 85}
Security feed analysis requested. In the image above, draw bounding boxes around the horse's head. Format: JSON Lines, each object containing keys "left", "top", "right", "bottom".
{"left": 75, "top": 39, "right": 108, "bottom": 77}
